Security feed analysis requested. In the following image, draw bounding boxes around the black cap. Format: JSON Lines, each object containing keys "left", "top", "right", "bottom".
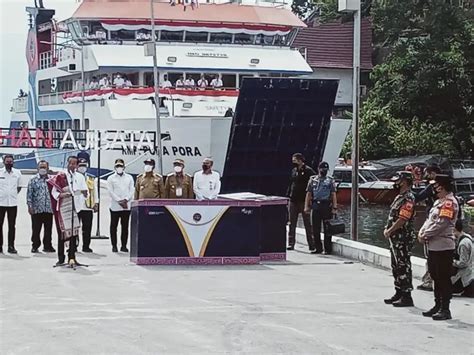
{"left": 430, "top": 174, "right": 453, "bottom": 189}
{"left": 391, "top": 171, "right": 414, "bottom": 182}
{"left": 144, "top": 158, "right": 155, "bottom": 165}
{"left": 78, "top": 158, "right": 88, "bottom": 166}
{"left": 318, "top": 161, "right": 329, "bottom": 170}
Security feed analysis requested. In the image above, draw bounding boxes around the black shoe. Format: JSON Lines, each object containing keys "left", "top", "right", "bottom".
{"left": 112, "top": 246, "right": 118, "bottom": 253}
{"left": 417, "top": 284, "right": 433, "bottom": 291}
{"left": 392, "top": 295, "right": 414, "bottom": 307}
{"left": 82, "top": 247, "right": 93, "bottom": 253}
{"left": 56, "top": 257, "right": 65, "bottom": 266}
{"left": 311, "top": 250, "right": 323, "bottom": 254}
{"left": 287, "top": 246, "right": 294, "bottom": 250}
{"left": 43, "top": 247, "right": 56, "bottom": 253}
{"left": 422, "top": 304, "right": 441, "bottom": 317}
{"left": 120, "top": 246, "right": 129, "bottom": 252}
{"left": 8, "top": 247, "right": 17, "bottom": 254}
{"left": 0, "top": 246, "right": 2, "bottom": 253}
{"left": 31, "top": 247, "right": 39, "bottom": 253}
{"left": 432, "top": 309, "right": 452, "bottom": 321}
{"left": 384, "top": 290, "right": 402, "bottom": 304}
{"left": 323, "top": 251, "right": 332, "bottom": 255}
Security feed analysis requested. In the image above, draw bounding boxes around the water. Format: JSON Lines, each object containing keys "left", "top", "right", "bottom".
{"left": 298, "top": 204, "right": 425, "bottom": 258}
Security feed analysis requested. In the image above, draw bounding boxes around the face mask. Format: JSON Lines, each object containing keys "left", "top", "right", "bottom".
{"left": 202, "top": 165, "right": 210, "bottom": 171}
{"left": 38, "top": 168, "right": 47, "bottom": 176}
{"left": 78, "top": 166, "right": 87, "bottom": 174}
{"left": 174, "top": 166, "right": 183, "bottom": 173}
{"left": 144, "top": 165, "right": 153, "bottom": 173}
{"left": 116, "top": 167, "right": 124, "bottom": 174}
{"left": 319, "top": 169, "right": 328, "bottom": 177}
{"left": 4, "top": 163, "right": 13, "bottom": 169}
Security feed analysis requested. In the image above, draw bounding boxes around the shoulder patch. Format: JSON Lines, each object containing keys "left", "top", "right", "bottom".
{"left": 439, "top": 200, "right": 455, "bottom": 219}
{"left": 399, "top": 201, "right": 414, "bottom": 220}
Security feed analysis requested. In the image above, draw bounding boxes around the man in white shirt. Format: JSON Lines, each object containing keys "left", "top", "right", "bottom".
{"left": 175, "top": 76, "right": 185, "bottom": 89}
{"left": 210, "top": 74, "right": 223, "bottom": 89}
{"left": 89, "top": 76, "right": 99, "bottom": 90}
{"left": 107, "top": 159, "right": 135, "bottom": 253}
{"left": 193, "top": 158, "right": 221, "bottom": 200}
{"left": 113, "top": 74, "right": 125, "bottom": 88}
{"left": 185, "top": 77, "right": 195, "bottom": 89}
{"left": 99, "top": 74, "right": 110, "bottom": 89}
{"left": 161, "top": 74, "right": 172, "bottom": 88}
{"left": 197, "top": 74, "right": 208, "bottom": 90}
{"left": 49, "top": 156, "right": 88, "bottom": 265}
{"left": 77, "top": 158, "right": 99, "bottom": 253}
{"left": 0, "top": 155, "right": 22, "bottom": 254}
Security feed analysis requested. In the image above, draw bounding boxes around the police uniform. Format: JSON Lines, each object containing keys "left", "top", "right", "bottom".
{"left": 134, "top": 172, "right": 165, "bottom": 199}
{"left": 419, "top": 174, "right": 459, "bottom": 320}
{"left": 385, "top": 183, "right": 416, "bottom": 302}
{"left": 306, "top": 168, "right": 336, "bottom": 254}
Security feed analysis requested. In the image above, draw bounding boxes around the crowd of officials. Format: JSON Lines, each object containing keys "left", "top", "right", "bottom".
{"left": 286, "top": 153, "right": 473, "bottom": 322}
{"left": 0, "top": 155, "right": 220, "bottom": 261}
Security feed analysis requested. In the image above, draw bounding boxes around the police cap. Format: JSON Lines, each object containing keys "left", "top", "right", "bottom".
{"left": 391, "top": 171, "right": 413, "bottom": 182}
{"left": 318, "top": 161, "right": 329, "bottom": 170}
{"left": 78, "top": 158, "right": 88, "bottom": 166}
{"left": 429, "top": 174, "right": 453, "bottom": 189}
{"left": 173, "top": 158, "right": 185, "bottom": 166}
{"left": 114, "top": 158, "right": 125, "bottom": 167}
{"left": 144, "top": 158, "right": 155, "bottom": 166}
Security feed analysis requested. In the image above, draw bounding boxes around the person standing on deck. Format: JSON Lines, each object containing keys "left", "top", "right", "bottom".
{"left": 164, "top": 159, "right": 194, "bottom": 199}
{"left": 135, "top": 159, "right": 165, "bottom": 200}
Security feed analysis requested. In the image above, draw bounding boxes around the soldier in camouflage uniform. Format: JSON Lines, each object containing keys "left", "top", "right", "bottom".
{"left": 383, "top": 171, "right": 416, "bottom": 307}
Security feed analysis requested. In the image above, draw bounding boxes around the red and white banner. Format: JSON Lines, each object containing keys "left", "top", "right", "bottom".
{"left": 62, "top": 88, "right": 239, "bottom": 103}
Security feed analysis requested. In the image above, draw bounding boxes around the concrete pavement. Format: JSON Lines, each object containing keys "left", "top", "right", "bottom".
{"left": 0, "top": 188, "right": 473, "bottom": 354}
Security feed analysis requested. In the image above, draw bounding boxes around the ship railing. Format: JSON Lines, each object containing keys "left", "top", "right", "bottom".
{"left": 12, "top": 97, "right": 29, "bottom": 113}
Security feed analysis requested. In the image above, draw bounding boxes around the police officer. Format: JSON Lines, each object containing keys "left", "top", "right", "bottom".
{"left": 415, "top": 164, "right": 441, "bottom": 291}
{"left": 383, "top": 171, "right": 416, "bottom": 307}
{"left": 134, "top": 159, "right": 165, "bottom": 200}
{"left": 304, "top": 161, "right": 337, "bottom": 255}
{"left": 418, "top": 174, "right": 459, "bottom": 320}
{"left": 164, "top": 159, "right": 194, "bottom": 199}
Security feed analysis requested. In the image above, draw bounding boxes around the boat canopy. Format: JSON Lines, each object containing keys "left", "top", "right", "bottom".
{"left": 89, "top": 44, "right": 312, "bottom": 73}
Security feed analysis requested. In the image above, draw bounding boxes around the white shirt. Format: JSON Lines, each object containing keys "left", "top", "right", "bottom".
{"left": 107, "top": 172, "right": 135, "bottom": 211}
{"left": 0, "top": 167, "right": 22, "bottom": 207}
{"left": 99, "top": 77, "right": 110, "bottom": 88}
{"left": 176, "top": 79, "right": 184, "bottom": 88}
{"left": 161, "top": 80, "right": 172, "bottom": 88}
{"left": 193, "top": 171, "right": 221, "bottom": 200}
{"left": 185, "top": 78, "right": 195, "bottom": 87}
{"left": 114, "top": 77, "right": 125, "bottom": 88}
{"left": 51, "top": 171, "right": 88, "bottom": 213}
{"left": 211, "top": 78, "right": 223, "bottom": 88}
{"left": 198, "top": 79, "right": 208, "bottom": 88}
{"left": 89, "top": 81, "right": 99, "bottom": 90}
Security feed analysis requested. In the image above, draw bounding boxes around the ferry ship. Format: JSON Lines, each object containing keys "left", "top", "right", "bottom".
{"left": 7, "top": 0, "right": 351, "bottom": 188}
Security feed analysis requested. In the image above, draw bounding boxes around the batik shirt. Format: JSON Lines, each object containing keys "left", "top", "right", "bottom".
{"left": 27, "top": 174, "right": 53, "bottom": 214}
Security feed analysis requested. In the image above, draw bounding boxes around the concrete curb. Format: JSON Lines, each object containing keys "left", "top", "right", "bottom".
{"left": 295, "top": 227, "right": 426, "bottom": 279}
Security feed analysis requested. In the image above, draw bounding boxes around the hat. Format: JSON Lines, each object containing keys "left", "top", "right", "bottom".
{"left": 114, "top": 158, "right": 125, "bottom": 166}
{"left": 78, "top": 158, "right": 88, "bottom": 166}
{"left": 144, "top": 158, "right": 155, "bottom": 165}
{"left": 173, "top": 158, "right": 185, "bottom": 165}
{"left": 430, "top": 174, "right": 453, "bottom": 189}
{"left": 391, "top": 171, "right": 414, "bottom": 182}
{"left": 318, "top": 161, "right": 329, "bottom": 170}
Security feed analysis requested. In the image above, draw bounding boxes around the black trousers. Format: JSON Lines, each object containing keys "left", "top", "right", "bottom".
{"left": 311, "top": 201, "right": 332, "bottom": 253}
{"left": 110, "top": 210, "right": 130, "bottom": 248}
{"left": 31, "top": 212, "right": 53, "bottom": 249}
{"left": 288, "top": 201, "right": 314, "bottom": 249}
{"left": 54, "top": 216, "right": 76, "bottom": 262}
{"left": 78, "top": 210, "right": 93, "bottom": 249}
{"left": 428, "top": 249, "right": 454, "bottom": 309}
{"left": 0, "top": 206, "right": 17, "bottom": 247}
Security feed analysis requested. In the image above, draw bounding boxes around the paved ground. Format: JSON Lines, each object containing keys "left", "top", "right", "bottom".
{"left": 0, "top": 188, "right": 473, "bottom": 354}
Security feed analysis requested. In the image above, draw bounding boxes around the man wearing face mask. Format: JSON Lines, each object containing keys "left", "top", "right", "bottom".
{"left": 415, "top": 164, "right": 442, "bottom": 291}
{"left": 76, "top": 158, "right": 98, "bottom": 253}
{"left": 193, "top": 158, "right": 221, "bottom": 200}
{"left": 108, "top": 159, "right": 135, "bottom": 252}
{"left": 418, "top": 175, "right": 459, "bottom": 320}
{"left": 0, "top": 155, "right": 22, "bottom": 254}
{"left": 304, "top": 161, "right": 337, "bottom": 255}
{"left": 164, "top": 159, "right": 194, "bottom": 199}
{"left": 135, "top": 158, "right": 165, "bottom": 200}
{"left": 383, "top": 171, "right": 416, "bottom": 307}
{"left": 286, "top": 153, "right": 316, "bottom": 251}
{"left": 27, "top": 160, "right": 55, "bottom": 253}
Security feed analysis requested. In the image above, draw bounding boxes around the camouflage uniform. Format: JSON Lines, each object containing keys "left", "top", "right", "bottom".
{"left": 386, "top": 190, "right": 416, "bottom": 292}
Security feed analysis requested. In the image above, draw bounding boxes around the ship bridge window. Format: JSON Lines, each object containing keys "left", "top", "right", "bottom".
{"left": 161, "top": 31, "right": 184, "bottom": 42}
{"left": 184, "top": 31, "right": 208, "bottom": 43}
{"left": 234, "top": 33, "right": 255, "bottom": 45}
{"left": 111, "top": 29, "right": 136, "bottom": 41}
{"left": 210, "top": 32, "right": 232, "bottom": 44}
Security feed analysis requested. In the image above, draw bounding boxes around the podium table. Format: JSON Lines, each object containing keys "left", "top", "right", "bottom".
{"left": 130, "top": 196, "right": 288, "bottom": 265}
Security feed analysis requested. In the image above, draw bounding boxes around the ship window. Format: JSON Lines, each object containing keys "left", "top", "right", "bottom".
{"left": 65, "top": 120, "right": 72, "bottom": 129}
{"left": 38, "top": 79, "right": 52, "bottom": 95}
{"left": 161, "top": 30, "right": 184, "bottom": 42}
{"left": 111, "top": 29, "right": 136, "bottom": 41}
{"left": 58, "top": 120, "right": 64, "bottom": 130}
{"left": 210, "top": 32, "right": 232, "bottom": 44}
{"left": 167, "top": 72, "right": 184, "bottom": 86}
{"left": 184, "top": 31, "right": 208, "bottom": 43}
{"left": 360, "top": 170, "right": 378, "bottom": 182}
{"left": 256, "top": 34, "right": 274, "bottom": 45}
{"left": 84, "top": 119, "right": 90, "bottom": 130}
{"left": 43, "top": 121, "right": 49, "bottom": 129}
{"left": 234, "top": 33, "right": 254, "bottom": 45}
{"left": 334, "top": 171, "right": 351, "bottom": 183}
{"left": 73, "top": 119, "right": 80, "bottom": 130}
{"left": 221, "top": 74, "right": 236, "bottom": 89}
{"left": 37, "top": 121, "right": 42, "bottom": 129}
{"left": 50, "top": 121, "right": 56, "bottom": 130}
{"left": 274, "top": 34, "right": 288, "bottom": 46}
